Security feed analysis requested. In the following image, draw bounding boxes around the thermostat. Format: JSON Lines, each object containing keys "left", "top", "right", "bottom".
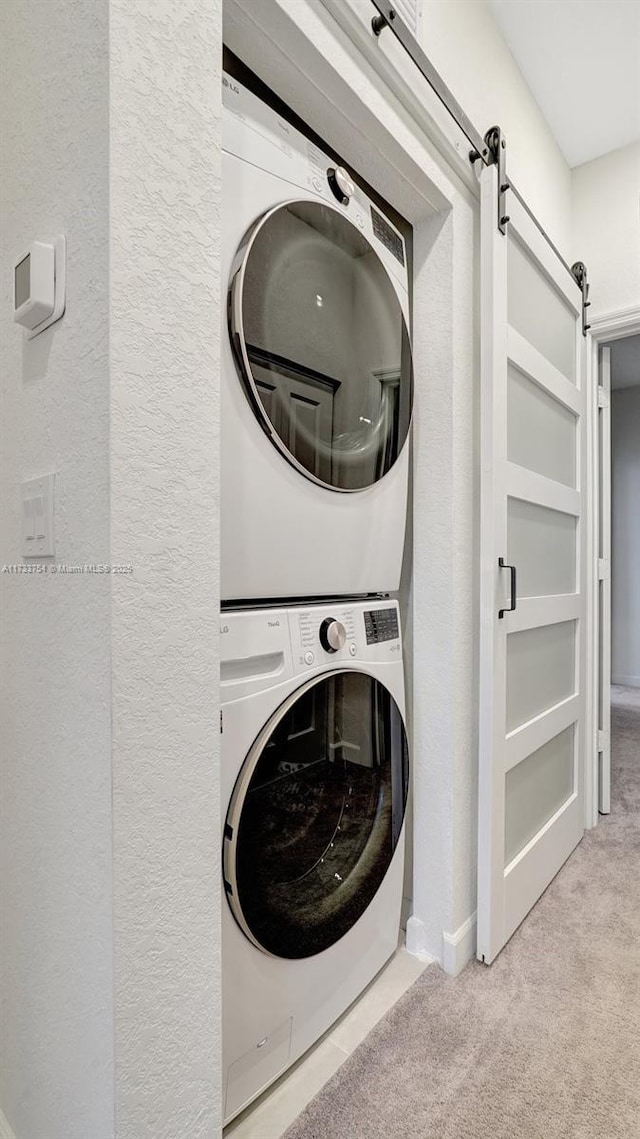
{"left": 13, "top": 235, "right": 66, "bottom": 338}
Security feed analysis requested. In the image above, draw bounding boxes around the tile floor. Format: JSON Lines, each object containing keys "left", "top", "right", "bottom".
{"left": 224, "top": 943, "right": 431, "bottom": 1139}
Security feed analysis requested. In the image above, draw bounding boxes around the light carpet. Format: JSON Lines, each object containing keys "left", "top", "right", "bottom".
{"left": 284, "top": 687, "right": 640, "bottom": 1139}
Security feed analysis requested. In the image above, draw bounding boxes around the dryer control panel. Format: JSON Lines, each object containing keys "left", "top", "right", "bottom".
{"left": 222, "top": 71, "right": 409, "bottom": 298}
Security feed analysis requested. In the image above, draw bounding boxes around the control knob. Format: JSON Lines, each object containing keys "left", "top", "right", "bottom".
{"left": 327, "top": 166, "right": 355, "bottom": 205}
{"left": 319, "top": 618, "right": 347, "bottom": 654}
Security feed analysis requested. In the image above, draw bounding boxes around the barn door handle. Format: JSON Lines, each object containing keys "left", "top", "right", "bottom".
{"left": 498, "top": 557, "right": 517, "bottom": 618}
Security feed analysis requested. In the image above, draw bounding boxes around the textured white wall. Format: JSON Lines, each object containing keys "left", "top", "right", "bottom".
{"left": 419, "top": 0, "right": 573, "bottom": 257}
{"left": 410, "top": 199, "right": 478, "bottom": 950}
{"left": 611, "top": 386, "right": 640, "bottom": 686}
{"left": 0, "top": 2, "right": 114, "bottom": 1138}
{"left": 109, "top": 1, "right": 222, "bottom": 1136}
{"left": 572, "top": 142, "right": 640, "bottom": 318}
{"left": 1, "top": 1, "right": 223, "bottom": 1136}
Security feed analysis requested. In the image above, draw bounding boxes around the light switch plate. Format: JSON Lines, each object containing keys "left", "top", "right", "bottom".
{"left": 22, "top": 474, "right": 55, "bottom": 558}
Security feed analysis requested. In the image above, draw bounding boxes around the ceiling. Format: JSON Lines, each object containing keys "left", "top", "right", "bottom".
{"left": 490, "top": 0, "right": 640, "bottom": 167}
{"left": 607, "top": 335, "right": 640, "bottom": 390}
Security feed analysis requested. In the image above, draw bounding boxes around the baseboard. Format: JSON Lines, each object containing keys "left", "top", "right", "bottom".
{"left": 406, "top": 913, "right": 476, "bottom": 974}
{"left": 612, "top": 675, "right": 640, "bottom": 689}
{"left": 405, "top": 915, "right": 436, "bottom": 963}
{"left": 0, "top": 1107, "right": 17, "bottom": 1139}
{"left": 442, "top": 912, "right": 477, "bottom": 977}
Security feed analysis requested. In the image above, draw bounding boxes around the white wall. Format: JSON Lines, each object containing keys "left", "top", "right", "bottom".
{"left": 420, "top": 0, "right": 573, "bottom": 257}
{"left": 108, "top": 2, "right": 220, "bottom": 1139}
{"left": 1, "top": 2, "right": 223, "bottom": 1137}
{"left": 109, "top": 1, "right": 222, "bottom": 1136}
{"left": 0, "top": 3, "right": 113, "bottom": 1137}
{"left": 611, "top": 385, "right": 640, "bottom": 687}
{"left": 572, "top": 142, "right": 640, "bottom": 318}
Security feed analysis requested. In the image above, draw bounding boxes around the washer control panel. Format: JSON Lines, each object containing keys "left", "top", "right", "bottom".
{"left": 293, "top": 601, "right": 401, "bottom": 669}
{"left": 220, "top": 601, "right": 402, "bottom": 699}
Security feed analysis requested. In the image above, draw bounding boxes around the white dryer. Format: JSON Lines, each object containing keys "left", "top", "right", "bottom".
{"left": 221, "top": 71, "right": 414, "bottom": 602}
{"left": 221, "top": 599, "right": 409, "bottom": 1123}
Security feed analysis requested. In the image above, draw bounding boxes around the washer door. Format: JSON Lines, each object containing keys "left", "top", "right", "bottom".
{"left": 229, "top": 200, "right": 413, "bottom": 492}
{"left": 224, "top": 670, "right": 409, "bottom": 959}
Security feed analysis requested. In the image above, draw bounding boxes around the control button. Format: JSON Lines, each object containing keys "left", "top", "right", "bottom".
{"left": 319, "top": 618, "right": 347, "bottom": 654}
{"left": 349, "top": 643, "right": 357, "bottom": 657}
{"left": 304, "top": 650, "right": 315, "bottom": 665}
{"left": 311, "top": 176, "right": 323, "bottom": 193}
{"left": 356, "top": 214, "right": 365, "bottom": 228}
{"left": 327, "top": 166, "right": 354, "bottom": 205}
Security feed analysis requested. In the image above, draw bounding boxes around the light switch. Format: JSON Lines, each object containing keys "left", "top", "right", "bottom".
{"left": 22, "top": 474, "right": 55, "bottom": 558}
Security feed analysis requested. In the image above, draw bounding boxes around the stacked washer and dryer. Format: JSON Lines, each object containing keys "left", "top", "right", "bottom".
{"left": 220, "top": 64, "right": 414, "bottom": 1124}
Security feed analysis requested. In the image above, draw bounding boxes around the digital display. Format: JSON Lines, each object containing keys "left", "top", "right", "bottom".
{"left": 15, "top": 254, "right": 30, "bottom": 309}
{"left": 364, "top": 607, "right": 399, "bottom": 645}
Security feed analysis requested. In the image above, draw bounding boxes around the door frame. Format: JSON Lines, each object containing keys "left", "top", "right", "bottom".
{"left": 586, "top": 305, "right": 640, "bottom": 826}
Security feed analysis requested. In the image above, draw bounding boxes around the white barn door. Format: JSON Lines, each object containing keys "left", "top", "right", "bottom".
{"left": 478, "top": 163, "right": 587, "bottom": 964}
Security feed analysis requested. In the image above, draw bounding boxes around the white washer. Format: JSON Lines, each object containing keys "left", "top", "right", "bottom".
{"left": 222, "top": 72, "right": 414, "bottom": 602}
{"left": 221, "top": 598, "right": 409, "bottom": 1123}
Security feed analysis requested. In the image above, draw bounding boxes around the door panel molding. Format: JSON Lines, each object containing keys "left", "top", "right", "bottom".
{"left": 503, "top": 792, "right": 582, "bottom": 943}
{"left": 507, "top": 326, "right": 581, "bottom": 412}
{"left": 505, "top": 693, "right": 581, "bottom": 772}
{"left": 506, "top": 594, "right": 581, "bottom": 632}
{"left": 506, "top": 462, "right": 581, "bottom": 516}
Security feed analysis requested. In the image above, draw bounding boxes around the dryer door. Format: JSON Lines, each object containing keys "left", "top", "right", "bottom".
{"left": 224, "top": 670, "right": 409, "bottom": 959}
{"left": 229, "top": 200, "right": 413, "bottom": 492}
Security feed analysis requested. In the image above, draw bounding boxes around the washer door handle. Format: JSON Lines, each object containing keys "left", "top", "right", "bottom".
{"left": 498, "top": 557, "right": 517, "bottom": 619}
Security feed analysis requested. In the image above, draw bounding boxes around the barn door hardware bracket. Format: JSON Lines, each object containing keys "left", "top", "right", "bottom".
{"left": 482, "top": 126, "right": 510, "bottom": 234}
{"left": 371, "top": 7, "right": 392, "bottom": 36}
{"left": 571, "top": 261, "right": 591, "bottom": 336}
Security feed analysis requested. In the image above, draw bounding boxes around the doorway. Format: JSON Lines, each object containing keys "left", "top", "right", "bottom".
{"left": 594, "top": 329, "right": 640, "bottom": 816}
{"left": 608, "top": 335, "right": 640, "bottom": 687}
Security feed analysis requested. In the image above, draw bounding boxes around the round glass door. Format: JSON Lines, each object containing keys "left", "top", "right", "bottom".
{"left": 230, "top": 200, "right": 413, "bottom": 492}
{"left": 223, "top": 670, "right": 409, "bottom": 959}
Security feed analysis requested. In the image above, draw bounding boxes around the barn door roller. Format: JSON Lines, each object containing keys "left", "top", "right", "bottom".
{"left": 571, "top": 261, "right": 591, "bottom": 336}
{"left": 483, "top": 126, "right": 510, "bottom": 235}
